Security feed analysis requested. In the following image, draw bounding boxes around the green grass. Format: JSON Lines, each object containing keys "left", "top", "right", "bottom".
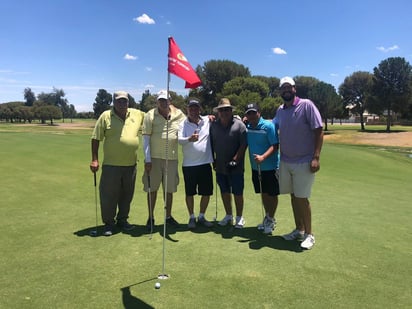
{"left": 326, "top": 123, "right": 412, "bottom": 132}
{"left": 0, "top": 122, "right": 411, "bottom": 308}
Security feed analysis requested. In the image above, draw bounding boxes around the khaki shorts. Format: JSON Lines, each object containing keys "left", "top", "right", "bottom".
{"left": 279, "top": 161, "right": 315, "bottom": 198}
{"left": 142, "top": 158, "right": 179, "bottom": 193}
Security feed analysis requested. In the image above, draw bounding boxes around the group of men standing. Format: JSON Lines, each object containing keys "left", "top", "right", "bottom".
{"left": 89, "top": 76, "right": 323, "bottom": 250}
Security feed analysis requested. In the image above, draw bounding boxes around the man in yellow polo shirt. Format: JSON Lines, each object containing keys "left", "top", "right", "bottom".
{"left": 142, "top": 90, "right": 186, "bottom": 231}
{"left": 90, "top": 91, "right": 145, "bottom": 236}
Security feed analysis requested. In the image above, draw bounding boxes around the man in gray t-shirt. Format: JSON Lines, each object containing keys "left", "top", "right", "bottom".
{"left": 210, "top": 98, "right": 247, "bottom": 228}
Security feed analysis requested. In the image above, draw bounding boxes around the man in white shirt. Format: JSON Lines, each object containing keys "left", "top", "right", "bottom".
{"left": 178, "top": 98, "right": 214, "bottom": 229}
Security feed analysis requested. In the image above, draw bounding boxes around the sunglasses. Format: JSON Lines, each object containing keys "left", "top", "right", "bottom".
{"left": 218, "top": 107, "right": 232, "bottom": 112}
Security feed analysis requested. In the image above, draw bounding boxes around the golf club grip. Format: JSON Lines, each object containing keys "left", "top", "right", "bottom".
{"left": 94, "top": 172, "right": 96, "bottom": 187}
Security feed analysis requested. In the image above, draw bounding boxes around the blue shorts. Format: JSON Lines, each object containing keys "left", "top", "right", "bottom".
{"left": 216, "top": 172, "right": 244, "bottom": 195}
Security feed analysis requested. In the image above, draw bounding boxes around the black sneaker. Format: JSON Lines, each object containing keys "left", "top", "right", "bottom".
{"left": 146, "top": 218, "right": 155, "bottom": 231}
{"left": 117, "top": 221, "right": 135, "bottom": 231}
{"left": 166, "top": 216, "right": 179, "bottom": 227}
{"left": 103, "top": 224, "right": 114, "bottom": 236}
{"left": 198, "top": 216, "right": 214, "bottom": 228}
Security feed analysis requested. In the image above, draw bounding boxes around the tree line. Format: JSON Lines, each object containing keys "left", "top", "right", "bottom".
{"left": 2, "top": 56, "right": 411, "bottom": 131}
{"left": 0, "top": 87, "right": 77, "bottom": 124}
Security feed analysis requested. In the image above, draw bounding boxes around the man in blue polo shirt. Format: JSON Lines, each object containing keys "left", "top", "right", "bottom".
{"left": 245, "top": 103, "right": 280, "bottom": 234}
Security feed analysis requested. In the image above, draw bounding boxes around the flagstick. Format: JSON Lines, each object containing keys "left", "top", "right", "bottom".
{"left": 158, "top": 71, "right": 171, "bottom": 280}
{"left": 158, "top": 36, "right": 201, "bottom": 279}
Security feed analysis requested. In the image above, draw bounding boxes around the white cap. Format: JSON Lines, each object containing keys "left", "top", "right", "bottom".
{"left": 113, "top": 91, "right": 129, "bottom": 101}
{"left": 279, "top": 76, "right": 295, "bottom": 88}
{"left": 157, "top": 90, "right": 170, "bottom": 100}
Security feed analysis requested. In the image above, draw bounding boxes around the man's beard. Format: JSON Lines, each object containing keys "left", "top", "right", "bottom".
{"left": 281, "top": 92, "right": 294, "bottom": 102}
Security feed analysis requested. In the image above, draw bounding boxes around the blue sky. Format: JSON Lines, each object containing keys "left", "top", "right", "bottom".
{"left": 1, "top": 0, "right": 411, "bottom": 112}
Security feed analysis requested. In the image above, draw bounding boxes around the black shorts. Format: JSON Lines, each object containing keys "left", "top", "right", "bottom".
{"left": 182, "top": 164, "right": 213, "bottom": 196}
{"left": 251, "top": 169, "right": 279, "bottom": 196}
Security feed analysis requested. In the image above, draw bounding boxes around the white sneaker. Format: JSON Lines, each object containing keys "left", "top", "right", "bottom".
{"left": 281, "top": 229, "right": 305, "bottom": 241}
{"left": 218, "top": 215, "right": 233, "bottom": 226}
{"left": 301, "top": 234, "right": 315, "bottom": 249}
{"left": 263, "top": 218, "right": 276, "bottom": 234}
{"left": 257, "top": 216, "right": 266, "bottom": 231}
{"left": 234, "top": 216, "right": 245, "bottom": 229}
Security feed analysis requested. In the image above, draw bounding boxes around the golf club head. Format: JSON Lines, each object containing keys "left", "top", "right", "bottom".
{"left": 90, "top": 230, "right": 98, "bottom": 237}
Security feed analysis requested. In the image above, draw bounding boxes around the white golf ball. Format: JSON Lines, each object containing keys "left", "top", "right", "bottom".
{"left": 155, "top": 282, "right": 161, "bottom": 289}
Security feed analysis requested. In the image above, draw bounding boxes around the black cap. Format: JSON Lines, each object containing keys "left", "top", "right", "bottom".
{"left": 245, "top": 103, "right": 259, "bottom": 113}
{"left": 187, "top": 99, "right": 201, "bottom": 107}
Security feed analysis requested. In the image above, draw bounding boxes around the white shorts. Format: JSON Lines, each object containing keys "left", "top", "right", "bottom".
{"left": 279, "top": 161, "right": 315, "bottom": 198}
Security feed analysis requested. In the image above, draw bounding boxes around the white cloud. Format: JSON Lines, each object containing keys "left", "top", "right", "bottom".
{"left": 145, "top": 67, "right": 152, "bottom": 72}
{"left": 124, "top": 53, "right": 137, "bottom": 60}
{"left": 133, "top": 13, "right": 155, "bottom": 24}
{"left": 330, "top": 73, "right": 339, "bottom": 77}
{"left": 144, "top": 84, "right": 155, "bottom": 88}
{"left": 272, "top": 47, "right": 287, "bottom": 55}
{"left": 345, "top": 64, "right": 361, "bottom": 71}
{"left": 0, "top": 69, "right": 30, "bottom": 75}
{"left": 376, "top": 45, "right": 399, "bottom": 53}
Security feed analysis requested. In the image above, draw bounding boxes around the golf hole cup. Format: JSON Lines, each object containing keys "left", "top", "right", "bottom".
{"left": 155, "top": 282, "right": 161, "bottom": 289}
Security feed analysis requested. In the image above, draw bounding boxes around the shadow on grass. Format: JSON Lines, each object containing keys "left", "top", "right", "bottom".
{"left": 73, "top": 225, "right": 147, "bottom": 238}
{"left": 214, "top": 226, "right": 303, "bottom": 253}
{"left": 74, "top": 223, "right": 183, "bottom": 242}
{"left": 242, "top": 235, "right": 303, "bottom": 253}
{"left": 124, "top": 223, "right": 181, "bottom": 242}
{"left": 121, "top": 278, "right": 157, "bottom": 309}
{"left": 74, "top": 224, "right": 303, "bottom": 252}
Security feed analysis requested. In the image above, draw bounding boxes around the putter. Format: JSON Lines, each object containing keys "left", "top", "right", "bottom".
{"left": 257, "top": 164, "right": 266, "bottom": 230}
{"left": 90, "top": 172, "right": 98, "bottom": 237}
{"left": 148, "top": 174, "right": 153, "bottom": 240}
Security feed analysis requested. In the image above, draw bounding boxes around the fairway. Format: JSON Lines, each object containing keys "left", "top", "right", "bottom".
{"left": 0, "top": 122, "right": 411, "bottom": 308}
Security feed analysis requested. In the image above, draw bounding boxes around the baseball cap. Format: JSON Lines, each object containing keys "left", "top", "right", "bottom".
{"left": 157, "top": 90, "right": 170, "bottom": 100}
{"left": 113, "top": 91, "right": 129, "bottom": 101}
{"left": 245, "top": 103, "right": 259, "bottom": 114}
{"left": 279, "top": 76, "right": 295, "bottom": 88}
{"left": 188, "top": 99, "right": 201, "bottom": 107}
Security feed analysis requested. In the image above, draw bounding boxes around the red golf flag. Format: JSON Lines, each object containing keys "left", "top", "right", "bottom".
{"left": 168, "top": 37, "right": 202, "bottom": 89}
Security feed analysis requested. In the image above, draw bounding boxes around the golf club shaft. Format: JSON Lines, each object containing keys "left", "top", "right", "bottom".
{"left": 94, "top": 172, "right": 98, "bottom": 232}
{"left": 257, "top": 165, "right": 265, "bottom": 219}
{"left": 148, "top": 174, "right": 153, "bottom": 238}
{"left": 215, "top": 173, "right": 218, "bottom": 221}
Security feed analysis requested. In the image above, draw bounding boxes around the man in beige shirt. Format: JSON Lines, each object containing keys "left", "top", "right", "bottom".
{"left": 142, "top": 90, "right": 186, "bottom": 231}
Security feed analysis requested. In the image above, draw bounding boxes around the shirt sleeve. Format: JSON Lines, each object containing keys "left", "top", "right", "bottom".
{"left": 91, "top": 113, "right": 107, "bottom": 141}
{"left": 142, "top": 110, "right": 153, "bottom": 135}
{"left": 178, "top": 119, "right": 190, "bottom": 145}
